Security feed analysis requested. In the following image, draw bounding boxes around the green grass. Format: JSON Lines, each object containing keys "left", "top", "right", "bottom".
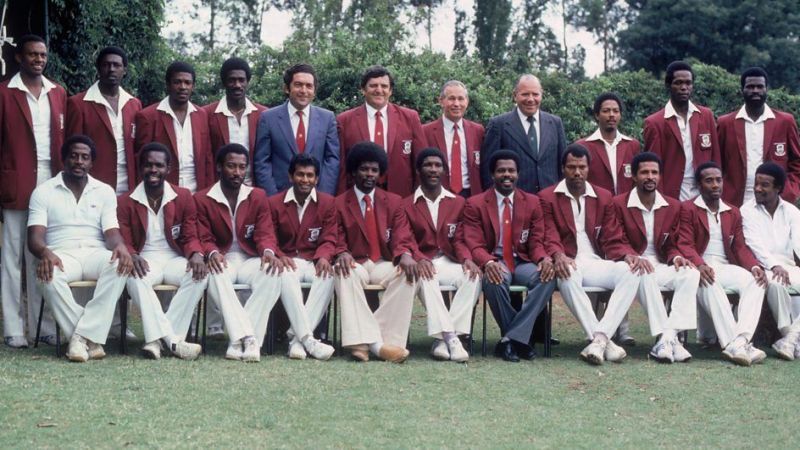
{"left": 1, "top": 297, "right": 798, "bottom": 449}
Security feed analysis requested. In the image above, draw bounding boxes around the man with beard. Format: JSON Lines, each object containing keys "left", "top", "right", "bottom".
{"left": 718, "top": 67, "right": 800, "bottom": 206}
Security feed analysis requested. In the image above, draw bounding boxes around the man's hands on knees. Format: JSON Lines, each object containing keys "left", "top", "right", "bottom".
{"left": 397, "top": 253, "right": 419, "bottom": 284}
{"left": 111, "top": 245, "right": 134, "bottom": 276}
{"left": 335, "top": 252, "right": 356, "bottom": 278}
{"left": 36, "top": 248, "right": 63, "bottom": 282}
{"left": 538, "top": 257, "right": 556, "bottom": 282}
{"left": 315, "top": 257, "right": 334, "bottom": 278}
{"left": 552, "top": 252, "right": 576, "bottom": 279}
{"left": 186, "top": 252, "right": 207, "bottom": 281}
{"left": 131, "top": 254, "right": 150, "bottom": 279}
{"left": 771, "top": 265, "right": 790, "bottom": 286}
{"left": 261, "top": 252, "right": 286, "bottom": 275}
{"left": 484, "top": 260, "right": 506, "bottom": 285}
{"left": 207, "top": 251, "right": 227, "bottom": 274}
{"left": 697, "top": 264, "right": 715, "bottom": 287}
{"left": 462, "top": 259, "right": 480, "bottom": 281}
{"left": 752, "top": 266, "right": 767, "bottom": 288}
{"left": 624, "top": 254, "right": 654, "bottom": 275}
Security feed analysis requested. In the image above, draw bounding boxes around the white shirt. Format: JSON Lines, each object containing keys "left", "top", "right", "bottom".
{"left": 736, "top": 104, "right": 776, "bottom": 205}
{"left": 129, "top": 182, "right": 179, "bottom": 255}
{"left": 83, "top": 82, "right": 135, "bottom": 194}
{"left": 8, "top": 73, "right": 58, "bottom": 184}
{"left": 693, "top": 196, "right": 731, "bottom": 265}
{"left": 365, "top": 103, "right": 388, "bottom": 150}
{"left": 284, "top": 187, "right": 317, "bottom": 223}
{"left": 413, "top": 186, "right": 456, "bottom": 227}
{"left": 554, "top": 180, "right": 598, "bottom": 258}
{"left": 627, "top": 190, "right": 670, "bottom": 261}
{"left": 207, "top": 182, "right": 254, "bottom": 257}
{"left": 585, "top": 128, "right": 634, "bottom": 193}
{"left": 741, "top": 198, "right": 800, "bottom": 269}
{"left": 354, "top": 187, "right": 376, "bottom": 218}
{"left": 215, "top": 97, "right": 257, "bottom": 185}
{"left": 494, "top": 190, "right": 515, "bottom": 257}
{"left": 664, "top": 100, "right": 700, "bottom": 200}
{"left": 516, "top": 108, "right": 540, "bottom": 152}
{"left": 28, "top": 173, "right": 118, "bottom": 250}
{"left": 157, "top": 97, "right": 198, "bottom": 192}
{"left": 442, "top": 116, "right": 470, "bottom": 189}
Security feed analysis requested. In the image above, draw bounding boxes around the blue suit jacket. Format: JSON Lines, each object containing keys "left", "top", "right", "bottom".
{"left": 254, "top": 102, "right": 340, "bottom": 195}
{"left": 480, "top": 108, "right": 566, "bottom": 194}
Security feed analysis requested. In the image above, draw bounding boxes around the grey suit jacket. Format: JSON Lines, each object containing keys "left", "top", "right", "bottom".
{"left": 480, "top": 108, "right": 566, "bottom": 193}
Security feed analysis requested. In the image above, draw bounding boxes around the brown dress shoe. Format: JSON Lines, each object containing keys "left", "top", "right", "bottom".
{"left": 348, "top": 344, "right": 369, "bottom": 362}
{"left": 378, "top": 344, "right": 410, "bottom": 363}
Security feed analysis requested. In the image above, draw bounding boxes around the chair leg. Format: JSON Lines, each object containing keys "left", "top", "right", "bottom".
{"left": 481, "top": 296, "right": 488, "bottom": 357}
{"left": 201, "top": 294, "right": 208, "bottom": 354}
{"left": 34, "top": 295, "right": 46, "bottom": 349}
{"left": 265, "top": 313, "right": 275, "bottom": 355}
{"left": 333, "top": 293, "right": 340, "bottom": 354}
{"left": 544, "top": 296, "right": 552, "bottom": 358}
{"left": 55, "top": 323, "right": 62, "bottom": 358}
{"left": 468, "top": 303, "right": 477, "bottom": 356}
{"left": 119, "top": 294, "right": 129, "bottom": 355}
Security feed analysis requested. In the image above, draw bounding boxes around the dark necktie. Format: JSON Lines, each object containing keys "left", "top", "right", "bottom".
{"left": 527, "top": 115, "right": 538, "bottom": 156}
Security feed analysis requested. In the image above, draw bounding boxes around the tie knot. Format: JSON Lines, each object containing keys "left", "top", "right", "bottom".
{"left": 453, "top": 123, "right": 459, "bottom": 131}
{"left": 364, "top": 195, "right": 372, "bottom": 207}
{"left": 375, "top": 111, "right": 382, "bottom": 118}
{"left": 297, "top": 110, "right": 303, "bottom": 117}
{"left": 527, "top": 115, "right": 535, "bottom": 124}
{"left": 503, "top": 197, "right": 511, "bottom": 206}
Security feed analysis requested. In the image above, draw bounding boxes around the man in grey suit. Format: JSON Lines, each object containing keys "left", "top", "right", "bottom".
{"left": 481, "top": 74, "right": 567, "bottom": 194}
{"left": 254, "top": 64, "right": 340, "bottom": 195}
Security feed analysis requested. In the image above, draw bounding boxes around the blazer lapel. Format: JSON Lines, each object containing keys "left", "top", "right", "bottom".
{"left": 386, "top": 104, "right": 399, "bottom": 153}
{"left": 91, "top": 102, "right": 114, "bottom": 137}
{"left": 12, "top": 90, "right": 33, "bottom": 129}
{"left": 297, "top": 197, "right": 317, "bottom": 232}
{"left": 595, "top": 141, "right": 613, "bottom": 178}
{"left": 667, "top": 117, "right": 683, "bottom": 148}
{"left": 217, "top": 111, "right": 230, "bottom": 146}
{"left": 557, "top": 193, "right": 577, "bottom": 236}
{"left": 414, "top": 197, "right": 436, "bottom": 232}
{"left": 734, "top": 118, "right": 747, "bottom": 164}
{"left": 346, "top": 191, "right": 368, "bottom": 241}
{"left": 247, "top": 109, "right": 260, "bottom": 151}
{"left": 160, "top": 112, "right": 179, "bottom": 154}
{"left": 689, "top": 111, "right": 703, "bottom": 151}
{"left": 135, "top": 201, "right": 149, "bottom": 237}
{"left": 355, "top": 105, "right": 370, "bottom": 143}
{"left": 763, "top": 117, "right": 777, "bottom": 159}
{"left": 536, "top": 115, "right": 550, "bottom": 159}
{"left": 277, "top": 104, "right": 298, "bottom": 154}
{"left": 285, "top": 193, "right": 302, "bottom": 232}
{"left": 432, "top": 119, "right": 448, "bottom": 161}
{"left": 506, "top": 113, "right": 534, "bottom": 158}
{"left": 585, "top": 195, "right": 598, "bottom": 238}
{"left": 485, "top": 191, "right": 500, "bottom": 244}
{"left": 374, "top": 190, "right": 388, "bottom": 244}
{"left": 720, "top": 209, "right": 733, "bottom": 249}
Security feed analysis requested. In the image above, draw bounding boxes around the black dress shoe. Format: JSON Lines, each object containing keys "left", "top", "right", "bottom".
{"left": 514, "top": 342, "right": 538, "bottom": 361}
{"left": 496, "top": 341, "right": 519, "bottom": 362}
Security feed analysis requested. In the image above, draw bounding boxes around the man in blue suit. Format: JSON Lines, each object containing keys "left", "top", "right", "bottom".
{"left": 481, "top": 74, "right": 567, "bottom": 194}
{"left": 254, "top": 64, "right": 340, "bottom": 195}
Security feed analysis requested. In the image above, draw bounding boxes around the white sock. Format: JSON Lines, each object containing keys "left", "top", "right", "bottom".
{"left": 659, "top": 329, "right": 677, "bottom": 344}
{"left": 369, "top": 342, "right": 383, "bottom": 355}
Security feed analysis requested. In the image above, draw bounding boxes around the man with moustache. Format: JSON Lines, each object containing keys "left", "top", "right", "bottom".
{"left": 255, "top": 63, "right": 339, "bottom": 195}
{"left": 678, "top": 162, "right": 769, "bottom": 366}
{"left": 66, "top": 46, "right": 142, "bottom": 195}
{"left": 204, "top": 57, "right": 267, "bottom": 186}
{"left": 336, "top": 65, "right": 427, "bottom": 197}
{"left": 27, "top": 136, "right": 134, "bottom": 362}
{"left": 481, "top": 74, "right": 567, "bottom": 194}
{"left": 605, "top": 152, "right": 700, "bottom": 363}
{"left": 643, "top": 61, "right": 720, "bottom": 200}
{"left": 741, "top": 163, "right": 800, "bottom": 361}
{"left": 404, "top": 148, "right": 479, "bottom": 362}
{"left": 134, "top": 61, "right": 213, "bottom": 192}
{"left": 463, "top": 150, "right": 557, "bottom": 362}
{"left": 539, "top": 144, "right": 639, "bottom": 365}
{"left": 421, "top": 80, "right": 484, "bottom": 197}
{"left": 718, "top": 67, "right": 800, "bottom": 206}
{"left": 0, "top": 34, "right": 66, "bottom": 348}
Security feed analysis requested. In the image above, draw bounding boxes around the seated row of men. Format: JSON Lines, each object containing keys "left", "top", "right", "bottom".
{"left": 30, "top": 131, "right": 800, "bottom": 367}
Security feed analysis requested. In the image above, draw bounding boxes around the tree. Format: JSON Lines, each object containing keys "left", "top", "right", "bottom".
{"left": 453, "top": 5, "right": 469, "bottom": 55}
{"left": 473, "top": 0, "right": 512, "bottom": 65}
{"left": 408, "top": 0, "right": 445, "bottom": 50}
{"left": 566, "top": 0, "right": 628, "bottom": 72}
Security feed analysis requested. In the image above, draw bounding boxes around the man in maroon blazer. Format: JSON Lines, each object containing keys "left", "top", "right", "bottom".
{"left": 575, "top": 92, "right": 640, "bottom": 195}
{"left": 605, "top": 152, "right": 700, "bottom": 363}
{"left": 718, "top": 67, "right": 800, "bottom": 206}
{"left": 333, "top": 141, "right": 419, "bottom": 363}
{"left": 134, "top": 61, "right": 213, "bottom": 193}
{"left": 267, "top": 153, "right": 337, "bottom": 360}
{"left": 203, "top": 57, "right": 266, "bottom": 186}
{"left": 336, "top": 65, "right": 427, "bottom": 197}
{"left": 195, "top": 144, "right": 329, "bottom": 361}
{"left": 421, "top": 80, "right": 484, "bottom": 197}
{"left": 643, "top": 61, "right": 720, "bottom": 201}
{"left": 404, "top": 148, "right": 480, "bottom": 362}
{"left": 0, "top": 35, "right": 66, "bottom": 348}
{"left": 677, "top": 161, "right": 769, "bottom": 366}
{"left": 66, "top": 46, "right": 142, "bottom": 195}
{"left": 462, "top": 150, "right": 557, "bottom": 362}
{"left": 117, "top": 143, "right": 205, "bottom": 360}
{"left": 539, "top": 144, "right": 639, "bottom": 365}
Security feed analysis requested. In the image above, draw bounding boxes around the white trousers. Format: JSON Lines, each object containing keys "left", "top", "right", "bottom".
{"left": 37, "top": 247, "right": 128, "bottom": 344}
{"left": 767, "top": 265, "right": 800, "bottom": 335}
{"left": 696, "top": 263, "right": 765, "bottom": 347}
{"left": 334, "top": 259, "right": 418, "bottom": 348}
{"left": 637, "top": 262, "right": 700, "bottom": 335}
{"left": 281, "top": 258, "right": 334, "bottom": 333}
{"left": 2, "top": 209, "right": 55, "bottom": 339}
{"left": 558, "top": 256, "right": 640, "bottom": 341}
{"left": 416, "top": 256, "right": 481, "bottom": 338}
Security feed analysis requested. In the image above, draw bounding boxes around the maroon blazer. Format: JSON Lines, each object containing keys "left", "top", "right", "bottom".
{"left": 134, "top": 102, "right": 214, "bottom": 189}
{"left": 194, "top": 184, "right": 276, "bottom": 257}
{"left": 203, "top": 99, "right": 267, "bottom": 180}
{"left": 117, "top": 183, "right": 203, "bottom": 257}
{"left": 643, "top": 105, "right": 720, "bottom": 198}
{"left": 403, "top": 193, "right": 471, "bottom": 263}
{"left": 462, "top": 188, "right": 549, "bottom": 267}
{"left": 538, "top": 183, "right": 616, "bottom": 258}
{"left": 66, "top": 91, "right": 142, "bottom": 190}
{"left": 267, "top": 189, "right": 337, "bottom": 262}
{"left": 604, "top": 190, "right": 682, "bottom": 263}
{"left": 334, "top": 188, "right": 415, "bottom": 264}
{"left": 422, "top": 118, "right": 484, "bottom": 193}
{"left": 717, "top": 108, "right": 800, "bottom": 206}
{"left": 574, "top": 136, "right": 640, "bottom": 194}
{"left": 0, "top": 78, "right": 67, "bottom": 210}
{"left": 336, "top": 103, "right": 428, "bottom": 197}
{"left": 677, "top": 199, "right": 760, "bottom": 269}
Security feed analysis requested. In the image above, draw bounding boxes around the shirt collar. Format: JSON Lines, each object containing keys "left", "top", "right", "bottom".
{"left": 553, "top": 179, "right": 597, "bottom": 198}
{"left": 516, "top": 107, "right": 539, "bottom": 126}
{"left": 214, "top": 96, "right": 257, "bottom": 118}
{"left": 83, "top": 81, "right": 134, "bottom": 110}
{"left": 627, "top": 189, "right": 669, "bottom": 212}
{"left": 664, "top": 100, "right": 699, "bottom": 119}
{"left": 8, "top": 72, "right": 56, "bottom": 96}
{"left": 157, "top": 96, "right": 197, "bottom": 121}
{"left": 365, "top": 103, "right": 387, "bottom": 119}
{"left": 495, "top": 189, "right": 515, "bottom": 205}
{"left": 413, "top": 186, "right": 456, "bottom": 203}
{"left": 284, "top": 187, "right": 317, "bottom": 205}
{"left": 130, "top": 182, "right": 178, "bottom": 209}
{"left": 585, "top": 128, "right": 632, "bottom": 143}
{"left": 735, "top": 104, "right": 775, "bottom": 123}
{"left": 54, "top": 172, "right": 103, "bottom": 192}
{"left": 442, "top": 116, "right": 463, "bottom": 131}
{"left": 354, "top": 186, "right": 375, "bottom": 205}
{"left": 207, "top": 181, "right": 253, "bottom": 211}
{"left": 693, "top": 195, "right": 731, "bottom": 214}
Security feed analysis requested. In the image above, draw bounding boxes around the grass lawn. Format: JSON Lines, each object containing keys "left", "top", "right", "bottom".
{"left": 1, "top": 296, "right": 797, "bottom": 449}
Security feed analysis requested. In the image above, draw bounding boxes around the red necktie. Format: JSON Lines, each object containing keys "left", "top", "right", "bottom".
{"left": 451, "top": 124, "right": 463, "bottom": 193}
{"left": 374, "top": 111, "right": 384, "bottom": 147}
{"left": 364, "top": 195, "right": 381, "bottom": 261}
{"left": 502, "top": 197, "right": 514, "bottom": 272}
{"left": 295, "top": 110, "right": 306, "bottom": 153}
